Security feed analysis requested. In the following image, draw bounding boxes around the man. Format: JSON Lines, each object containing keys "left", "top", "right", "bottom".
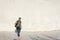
{"left": 15, "top": 17, "right": 22, "bottom": 37}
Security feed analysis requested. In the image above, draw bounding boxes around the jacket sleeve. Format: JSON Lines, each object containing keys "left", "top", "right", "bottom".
{"left": 15, "top": 21, "right": 18, "bottom": 27}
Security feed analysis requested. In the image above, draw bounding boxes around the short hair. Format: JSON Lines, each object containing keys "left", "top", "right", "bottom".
{"left": 19, "top": 17, "right": 21, "bottom": 19}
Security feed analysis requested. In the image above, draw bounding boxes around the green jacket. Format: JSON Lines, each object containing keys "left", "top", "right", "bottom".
{"left": 15, "top": 20, "right": 21, "bottom": 28}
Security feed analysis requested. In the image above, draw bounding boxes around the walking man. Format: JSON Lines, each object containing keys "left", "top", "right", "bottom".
{"left": 15, "top": 17, "right": 22, "bottom": 38}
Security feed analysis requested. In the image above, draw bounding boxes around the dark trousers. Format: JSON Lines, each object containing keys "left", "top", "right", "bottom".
{"left": 16, "top": 27, "right": 21, "bottom": 37}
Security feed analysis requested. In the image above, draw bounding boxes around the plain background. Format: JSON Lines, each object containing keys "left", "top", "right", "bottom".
{"left": 0, "top": 0, "right": 59, "bottom": 31}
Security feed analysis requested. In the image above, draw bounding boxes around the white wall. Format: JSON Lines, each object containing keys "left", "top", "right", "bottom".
{"left": 0, "top": 0, "right": 59, "bottom": 31}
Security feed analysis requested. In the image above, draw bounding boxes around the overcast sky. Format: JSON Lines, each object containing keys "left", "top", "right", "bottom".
{"left": 0, "top": 0, "right": 59, "bottom": 31}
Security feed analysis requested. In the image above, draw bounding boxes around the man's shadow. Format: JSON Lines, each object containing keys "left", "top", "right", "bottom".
{"left": 13, "top": 38, "right": 21, "bottom": 40}
{"left": 14, "top": 39, "right": 17, "bottom": 40}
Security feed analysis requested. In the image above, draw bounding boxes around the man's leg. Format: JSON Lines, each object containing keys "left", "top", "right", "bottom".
{"left": 17, "top": 33, "right": 19, "bottom": 37}
{"left": 17, "top": 28, "right": 20, "bottom": 37}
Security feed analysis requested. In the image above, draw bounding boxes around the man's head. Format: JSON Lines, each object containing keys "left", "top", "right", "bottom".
{"left": 19, "top": 17, "right": 21, "bottom": 20}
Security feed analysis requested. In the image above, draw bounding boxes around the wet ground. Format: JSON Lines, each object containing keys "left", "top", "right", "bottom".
{"left": 0, "top": 30, "right": 60, "bottom": 40}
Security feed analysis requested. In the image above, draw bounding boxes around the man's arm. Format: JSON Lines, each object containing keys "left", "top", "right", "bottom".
{"left": 15, "top": 21, "right": 18, "bottom": 27}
